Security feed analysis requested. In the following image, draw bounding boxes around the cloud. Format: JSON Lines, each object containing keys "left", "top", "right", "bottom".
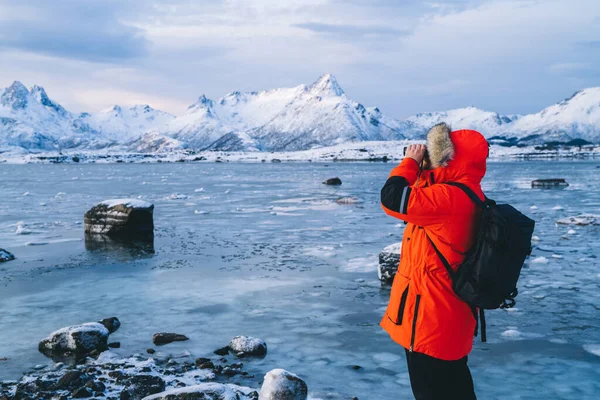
{"left": 0, "top": 0, "right": 148, "bottom": 62}
{"left": 0, "top": 0, "right": 599, "bottom": 118}
{"left": 294, "top": 22, "right": 408, "bottom": 38}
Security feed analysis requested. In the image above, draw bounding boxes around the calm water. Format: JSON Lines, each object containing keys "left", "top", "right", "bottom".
{"left": 0, "top": 161, "right": 599, "bottom": 399}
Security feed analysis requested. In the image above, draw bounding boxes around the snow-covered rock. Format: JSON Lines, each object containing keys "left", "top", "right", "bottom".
{"left": 378, "top": 243, "right": 402, "bottom": 282}
{"left": 143, "top": 383, "right": 258, "bottom": 400}
{"left": 556, "top": 214, "right": 600, "bottom": 226}
{"left": 228, "top": 336, "right": 267, "bottom": 357}
{"left": 0, "top": 248, "right": 15, "bottom": 262}
{"left": 259, "top": 369, "right": 308, "bottom": 400}
{"left": 38, "top": 323, "right": 110, "bottom": 358}
{"left": 84, "top": 199, "right": 154, "bottom": 236}
{"left": 531, "top": 179, "right": 569, "bottom": 188}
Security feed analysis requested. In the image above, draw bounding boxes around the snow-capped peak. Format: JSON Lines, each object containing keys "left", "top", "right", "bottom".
{"left": 188, "top": 95, "right": 215, "bottom": 111}
{"left": 1, "top": 81, "right": 29, "bottom": 109}
{"left": 30, "top": 85, "right": 68, "bottom": 116}
{"left": 307, "top": 73, "right": 345, "bottom": 97}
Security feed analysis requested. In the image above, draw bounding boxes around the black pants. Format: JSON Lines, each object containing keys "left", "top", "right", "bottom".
{"left": 405, "top": 349, "right": 477, "bottom": 400}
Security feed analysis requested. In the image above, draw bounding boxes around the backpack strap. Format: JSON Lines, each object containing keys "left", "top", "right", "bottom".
{"left": 444, "top": 182, "right": 485, "bottom": 207}
{"left": 425, "top": 233, "right": 455, "bottom": 282}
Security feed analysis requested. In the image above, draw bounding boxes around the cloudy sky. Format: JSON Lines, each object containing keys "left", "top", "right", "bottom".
{"left": 0, "top": 0, "right": 599, "bottom": 118}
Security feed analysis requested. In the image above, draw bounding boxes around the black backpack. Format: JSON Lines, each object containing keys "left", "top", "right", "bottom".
{"left": 426, "top": 182, "right": 535, "bottom": 342}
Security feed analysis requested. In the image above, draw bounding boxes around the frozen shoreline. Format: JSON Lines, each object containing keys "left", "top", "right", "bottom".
{"left": 0, "top": 140, "right": 599, "bottom": 164}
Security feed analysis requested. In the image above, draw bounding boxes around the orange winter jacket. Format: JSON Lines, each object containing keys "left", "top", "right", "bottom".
{"left": 379, "top": 128, "right": 489, "bottom": 361}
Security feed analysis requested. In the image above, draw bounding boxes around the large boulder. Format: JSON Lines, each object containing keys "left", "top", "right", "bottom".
{"left": 259, "top": 369, "right": 308, "bottom": 400}
{"left": 142, "top": 382, "right": 258, "bottom": 400}
{"left": 84, "top": 199, "right": 154, "bottom": 237}
{"left": 378, "top": 243, "right": 401, "bottom": 282}
{"left": 531, "top": 179, "right": 569, "bottom": 188}
{"left": 0, "top": 248, "right": 15, "bottom": 262}
{"left": 39, "top": 323, "right": 109, "bottom": 360}
{"left": 228, "top": 336, "right": 267, "bottom": 358}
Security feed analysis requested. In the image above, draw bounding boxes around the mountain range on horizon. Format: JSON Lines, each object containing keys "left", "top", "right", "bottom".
{"left": 1, "top": 74, "right": 599, "bottom": 154}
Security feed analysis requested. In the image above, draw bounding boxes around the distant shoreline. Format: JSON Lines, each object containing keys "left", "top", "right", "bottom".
{"left": 1, "top": 141, "right": 599, "bottom": 164}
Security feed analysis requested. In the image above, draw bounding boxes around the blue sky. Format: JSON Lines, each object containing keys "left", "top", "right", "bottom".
{"left": 0, "top": 0, "right": 598, "bottom": 118}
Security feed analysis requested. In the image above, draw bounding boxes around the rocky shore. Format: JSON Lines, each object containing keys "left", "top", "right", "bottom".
{"left": 0, "top": 317, "right": 316, "bottom": 400}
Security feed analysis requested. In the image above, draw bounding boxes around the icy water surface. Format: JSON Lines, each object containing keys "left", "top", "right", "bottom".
{"left": 0, "top": 161, "right": 599, "bottom": 399}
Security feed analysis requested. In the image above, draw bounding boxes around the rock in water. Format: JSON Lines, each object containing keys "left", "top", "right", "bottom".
{"left": 259, "top": 369, "right": 308, "bottom": 400}
{"left": 0, "top": 248, "right": 15, "bottom": 262}
{"left": 38, "top": 323, "right": 109, "bottom": 360}
{"left": 152, "top": 333, "right": 189, "bottom": 345}
{"left": 141, "top": 382, "right": 258, "bottom": 399}
{"left": 335, "top": 197, "right": 361, "bottom": 205}
{"left": 84, "top": 199, "right": 154, "bottom": 236}
{"left": 323, "top": 177, "right": 342, "bottom": 185}
{"left": 378, "top": 243, "right": 401, "bottom": 282}
{"left": 556, "top": 214, "right": 600, "bottom": 226}
{"left": 531, "top": 179, "right": 569, "bottom": 188}
{"left": 228, "top": 336, "right": 267, "bottom": 357}
{"left": 98, "top": 317, "right": 121, "bottom": 334}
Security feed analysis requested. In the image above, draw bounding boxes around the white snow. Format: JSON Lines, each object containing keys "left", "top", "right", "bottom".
{"left": 556, "top": 214, "right": 600, "bottom": 226}
{"left": 100, "top": 199, "right": 153, "bottom": 209}
{"left": 530, "top": 256, "right": 549, "bottom": 264}
{"left": 259, "top": 369, "right": 307, "bottom": 400}
{"left": 501, "top": 329, "right": 522, "bottom": 338}
{"left": 228, "top": 336, "right": 267, "bottom": 355}
{"left": 583, "top": 344, "right": 600, "bottom": 357}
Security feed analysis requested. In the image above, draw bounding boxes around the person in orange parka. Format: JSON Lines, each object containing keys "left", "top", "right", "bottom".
{"left": 380, "top": 122, "right": 489, "bottom": 400}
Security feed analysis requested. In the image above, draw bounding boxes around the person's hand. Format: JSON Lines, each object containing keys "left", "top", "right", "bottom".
{"left": 405, "top": 144, "right": 427, "bottom": 165}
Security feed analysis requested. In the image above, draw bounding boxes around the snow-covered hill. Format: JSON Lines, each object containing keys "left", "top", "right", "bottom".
{"left": 501, "top": 88, "right": 600, "bottom": 143}
{"left": 1, "top": 76, "right": 599, "bottom": 154}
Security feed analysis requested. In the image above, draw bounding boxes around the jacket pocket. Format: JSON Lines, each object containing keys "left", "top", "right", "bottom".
{"left": 387, "top": 283, "right": 410, "bottom": 325}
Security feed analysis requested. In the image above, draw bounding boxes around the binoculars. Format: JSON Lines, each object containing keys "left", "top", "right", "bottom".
{"left": 403, "top": 146, "right": 429, "bottom": 158}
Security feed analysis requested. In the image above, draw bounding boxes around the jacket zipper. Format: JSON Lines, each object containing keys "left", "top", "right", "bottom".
{"left": 409, "top": 294, "right": 421, "bottom": 352}
{"left": 396, "top": 284, "right": 409, "bottom": 325}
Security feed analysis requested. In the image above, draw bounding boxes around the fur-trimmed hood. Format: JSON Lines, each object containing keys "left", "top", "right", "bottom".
{"left": 425, "top": 122, "right": 489, "bottom": 184}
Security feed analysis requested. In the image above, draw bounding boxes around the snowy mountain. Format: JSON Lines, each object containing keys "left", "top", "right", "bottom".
{"left": 500, "top": 88, "right": 600, "bottom": 144}
{"left": 134, "top": 74, "right": 405, "bottom": 152}
{"left": 401, "top": 107, "right": 520, "bottom": 139}
{"left": 77, "top": 104, "right": 174, "bottom": 142}
{"left": 1, "top": 76, "right": 599, "bottom": 154}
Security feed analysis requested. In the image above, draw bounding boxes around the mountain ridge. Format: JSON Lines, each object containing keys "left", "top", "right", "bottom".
{"left": 1, "top": 76, "right": 599, "bottom": 153}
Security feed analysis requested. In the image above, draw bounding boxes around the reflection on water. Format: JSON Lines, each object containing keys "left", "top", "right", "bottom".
{"left": 84, "top": 233, "right": 155, "bottom": 258}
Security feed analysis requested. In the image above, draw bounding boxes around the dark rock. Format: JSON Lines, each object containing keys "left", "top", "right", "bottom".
{"left": 271, "top": 159, "right": 282, "bottom": 163}
{"left": 214, "top": 346, "right": 230, "bottom": 356}
{"left": 141, "top": 383, "right": 258, "bottom": 399}
{"left": 99, "top": 317, "right": 121, "bottom": 334}
{"left": 85, "top": 380, "right": 106, "bottom": 392}
{"left": 152, "top": 333, "right": 189, "bottom": 346}
{"left": 121, "top": 375, "right": 166, "bottom": 399}
{"left": 195, "top": 358, "right": 214, "bottom": 369}
{"left": 322, "top": 177, "right": 342, "bottom": 185}
{"left": 0, "top": 248, "right": 15, "bottom": 263}
{"left": 378, "top": 243, "right": 401, "bottom": 282}
{"left": 350, "top": 365, "right": 362, "bottom": 370}
{"left": 108, "top": 342, "right": 121, "bottom": 348}
{"left": 84, "top": 199, "right": 154, "bottom": 237}
{"left": 57, "top": 370, "right": 87, "bottom": 389}
{"left": 146, "top": 348, "right": 156, "bottom": 354}
{"left": 531, "top": 179, "right": 569, "bottom": 188}
{"left": 72, "top": 386, "right": 93, "bottom": 398}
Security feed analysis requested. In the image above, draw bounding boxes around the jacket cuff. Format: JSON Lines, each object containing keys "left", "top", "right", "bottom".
{"left": 388, "top": 158, "right": 420, "bottom": 185}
